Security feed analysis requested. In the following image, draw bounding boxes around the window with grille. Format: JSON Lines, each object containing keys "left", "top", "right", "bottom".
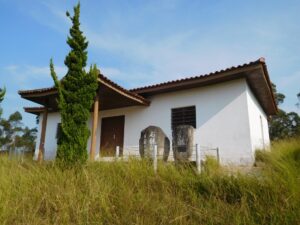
{"left": 171, "top": 106, "right": 196, "bottom": 130}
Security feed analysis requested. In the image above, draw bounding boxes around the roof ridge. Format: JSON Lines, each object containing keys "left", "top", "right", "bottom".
{"left": 18, "top": 58, "right": 265, "bottom": 95}
{"left": 130, "top": 58, "right": 265, "bottom": 92}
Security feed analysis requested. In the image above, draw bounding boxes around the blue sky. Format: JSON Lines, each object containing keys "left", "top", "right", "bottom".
{"left": 0, "top": 0, "right": 299, "bottom": 128}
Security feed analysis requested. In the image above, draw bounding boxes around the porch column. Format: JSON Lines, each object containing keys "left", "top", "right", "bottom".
{"left": 37, "top": 108, "right": 48, "bottom": 162}
{"left": 90, "top": 94, "right": 99, "bottom": 160}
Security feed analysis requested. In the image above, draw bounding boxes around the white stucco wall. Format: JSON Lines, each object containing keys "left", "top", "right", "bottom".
{"left": 33, "top": 114, "right": 42, "bottom": 160}
{"left": 43, "top": 112, "right": 61, "bottom": 160}
{"left": 37, "top": 78, "right": 270, "bottom": 165}
{"left": 246, "top": 84, "right": 270, "bottom": 154}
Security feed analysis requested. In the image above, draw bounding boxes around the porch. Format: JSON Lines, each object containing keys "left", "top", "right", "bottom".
{"left": 20, "top": 74, "right": 150, "bottom": 161}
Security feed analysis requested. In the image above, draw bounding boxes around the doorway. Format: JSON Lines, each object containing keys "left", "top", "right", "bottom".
{"left": 100, "top": 116, "right": 125, "bottom": 156}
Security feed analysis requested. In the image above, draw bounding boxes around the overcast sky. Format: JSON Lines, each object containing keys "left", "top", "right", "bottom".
{"left": 0, "top": 0, "right": 299, "bottom": 128}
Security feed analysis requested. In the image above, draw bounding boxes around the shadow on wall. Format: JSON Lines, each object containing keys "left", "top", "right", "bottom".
{"left": 196, "top": 82, "right": 246, "bottom": 128}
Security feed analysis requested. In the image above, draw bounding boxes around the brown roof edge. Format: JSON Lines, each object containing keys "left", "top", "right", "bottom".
{"left": 19, "top": 87, "right": 56, "bottom": 95}
{"left": 259, "top": 59, "right": 278, "bottom": 113}
{"left": 19, "top": 58, "right": 277, "bottom": 115}
{"left": 130, "top": 58, "right": 266, "bottom": 93}
{"left": 19, "top": 58, "right": 266, "bottom": 97}
{"left": 98, "top": 74, "right": 150, "bottom": 105}
{"left": 24, "top": 107, "right": 46, "bottom": 115}
{"left": 19, "top": 73, "right": 149, "bottom": 105}
{"left": 128, "top": 57, "right": 277, "bottom": 115}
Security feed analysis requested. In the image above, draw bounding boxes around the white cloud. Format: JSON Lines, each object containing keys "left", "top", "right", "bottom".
{"left": 4, "top": 64, "right": 67, "bottom": 78}
{"left": 3, "top": 64, "right": 126, "bottom": 87}
{"left": 85, "top": 26, "right": 260, "bottom": 88}
{"left": 101, "top": 67, "right": 121, "bottom": 78}
{"left": 4, "top": 64, "right": 67, "bottom": 88}
{"left": 11, "top": 0, "right": 299, "bottom": 110}
{"left": 278, "top": 71, "right": 300, "bottom": 88}
{"left": 5, "top": 65, "right": 19, "bottom": 73}
{"left": 14, "top": 1, "right": 263, "bottom": 89}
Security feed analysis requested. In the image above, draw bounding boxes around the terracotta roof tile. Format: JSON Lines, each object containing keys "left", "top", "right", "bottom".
{"left": 130, "top": 58, "right": 265, "bottom": 92}
{"left": 98, "top": 74, "right": 149, "bottom": 104}
{"left": 18, "top": 87, "right": 56, "bottom": 95}
{"left": 19, "top": 58, "right": 265, "bottom": 96}
{"left": 19, "top": 57, "right": 277, "bottom": 115}
{"left": 19, "top": 73, "right": 149, "bottom": 105}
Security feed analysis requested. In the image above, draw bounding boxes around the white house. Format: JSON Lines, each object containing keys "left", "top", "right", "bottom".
{"left": 19, "top": 58, "right": 277, "bottom": 165}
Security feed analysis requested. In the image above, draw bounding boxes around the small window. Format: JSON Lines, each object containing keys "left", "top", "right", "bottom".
{"left": 56, "top": 123, "right": 62, "bottom": 143}
{"left": 171, "top": 106, "right": 196, "bottom": 130}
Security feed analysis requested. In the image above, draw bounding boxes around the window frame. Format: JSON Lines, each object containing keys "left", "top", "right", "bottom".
{"left": 171, "top": 105, "right": 196, "bottom": 130}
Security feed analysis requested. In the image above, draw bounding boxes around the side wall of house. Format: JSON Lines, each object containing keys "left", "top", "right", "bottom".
{"left": 246, "top": 84, "right": 270, "bottom": 154}
{"left": 39, "top": 78, "right": 257, "bottom": 165}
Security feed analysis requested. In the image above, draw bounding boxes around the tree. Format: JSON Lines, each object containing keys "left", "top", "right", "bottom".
{"left": 0, "top": 90, "right": 36, "bottom": 154}
{"left": 15, "top": 127, "right": 37, "bottom": 151}
{"left": 0, "top": 111, "right": 36, "bottom": 154}
{"left": 271, "top": 83, "right": 285, "bottom": 105}
{"left": 0, "top": 87, "right": 5, "bottom": 117}
{"left": 0, "top": 87, "right": 5, "bottom": 103}
{"left": 0, "top": 112, "right": 23, "bottom": 149}
{"left": 269, "top": 83, "right": 300, "bottom": 140}
{"left": 50, "top": 3, "right": 98, "bottom": 166}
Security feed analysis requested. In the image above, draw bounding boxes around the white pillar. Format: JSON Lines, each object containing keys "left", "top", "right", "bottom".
{"left": 90, "top": 94, "right": 99, "bottom": 161}
{"left": 196, "top": 144, "right": 201, "bottom": 174}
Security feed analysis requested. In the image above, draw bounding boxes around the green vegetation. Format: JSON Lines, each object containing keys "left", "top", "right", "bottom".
{"left": 50, "top": 3, "right": 98, "bottom": 166}
{"left": 269, "top": 83, "right": 300, "bottom": 140}
{"left": 0, "top": 87, "right": 5, "bottom": 103}
{"left": 0, "top": 87, "right": 5, "bottom": 118}
{"left": 0, "top": 139, "right": 299, "bottom": 224}
{"left": 0, "top": 111, "right": 37, "bottom": 154}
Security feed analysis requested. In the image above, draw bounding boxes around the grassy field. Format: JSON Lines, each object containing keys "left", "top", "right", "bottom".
{"left": 0, "top": 139, "right": 299, "bottom": 225}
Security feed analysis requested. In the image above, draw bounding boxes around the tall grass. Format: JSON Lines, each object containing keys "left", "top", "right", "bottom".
{"left": 0, "top": 139, "right": 299, "bottom": 225}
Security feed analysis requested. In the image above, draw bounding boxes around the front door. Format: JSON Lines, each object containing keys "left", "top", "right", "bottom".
{"left": 100, "top": 116, "right": 125, "bottom": 156}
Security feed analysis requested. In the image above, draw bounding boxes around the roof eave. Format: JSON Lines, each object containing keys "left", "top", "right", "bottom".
{"left": 19, "top": 58, "right": 277, "bottom": 116}
{"left": 19, "top": 74, "right": 150, "bottom": 108}
{"left": 24, "top": 107, "right": 46, "bottom": 115}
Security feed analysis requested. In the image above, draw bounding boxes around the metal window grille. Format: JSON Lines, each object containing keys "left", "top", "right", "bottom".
{"left": 171, "top": 106, "right": 196, "bottom": 129}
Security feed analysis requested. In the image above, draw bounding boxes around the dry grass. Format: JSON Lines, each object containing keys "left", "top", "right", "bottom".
{"left": 0, "top": 138, "right": 299, "bottom": 225}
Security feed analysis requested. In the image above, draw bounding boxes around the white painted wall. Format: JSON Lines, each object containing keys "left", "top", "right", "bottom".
{"left": 38, "top": 78, "right": 270, "bottom": 165}
{"left": 43, "top": 112, "right": 61, "bottom": 160}
{"left": 246, "top": 84, "right": 270, "bottom": 154}
{"left": 33, "top": 114, "right": 42, "bottom": 160}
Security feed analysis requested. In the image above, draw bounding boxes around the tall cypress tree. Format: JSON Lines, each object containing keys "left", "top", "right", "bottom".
{"left": 50, "top": 3, "right": 98, "bottom": 166}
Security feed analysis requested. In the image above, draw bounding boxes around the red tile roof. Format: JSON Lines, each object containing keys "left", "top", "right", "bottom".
{"left": 130, "top": 58, "right": 266, "bottom": 93}
{"left": 18, "top": 86, "right": 56, "bottom": 95}
{"left": 19, "top": 58, "right": 277, "bottom": 115}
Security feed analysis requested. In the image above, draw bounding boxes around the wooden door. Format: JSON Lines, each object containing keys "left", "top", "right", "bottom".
{"left": 100, "top": 116, "right": 125, "bottom": 156}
